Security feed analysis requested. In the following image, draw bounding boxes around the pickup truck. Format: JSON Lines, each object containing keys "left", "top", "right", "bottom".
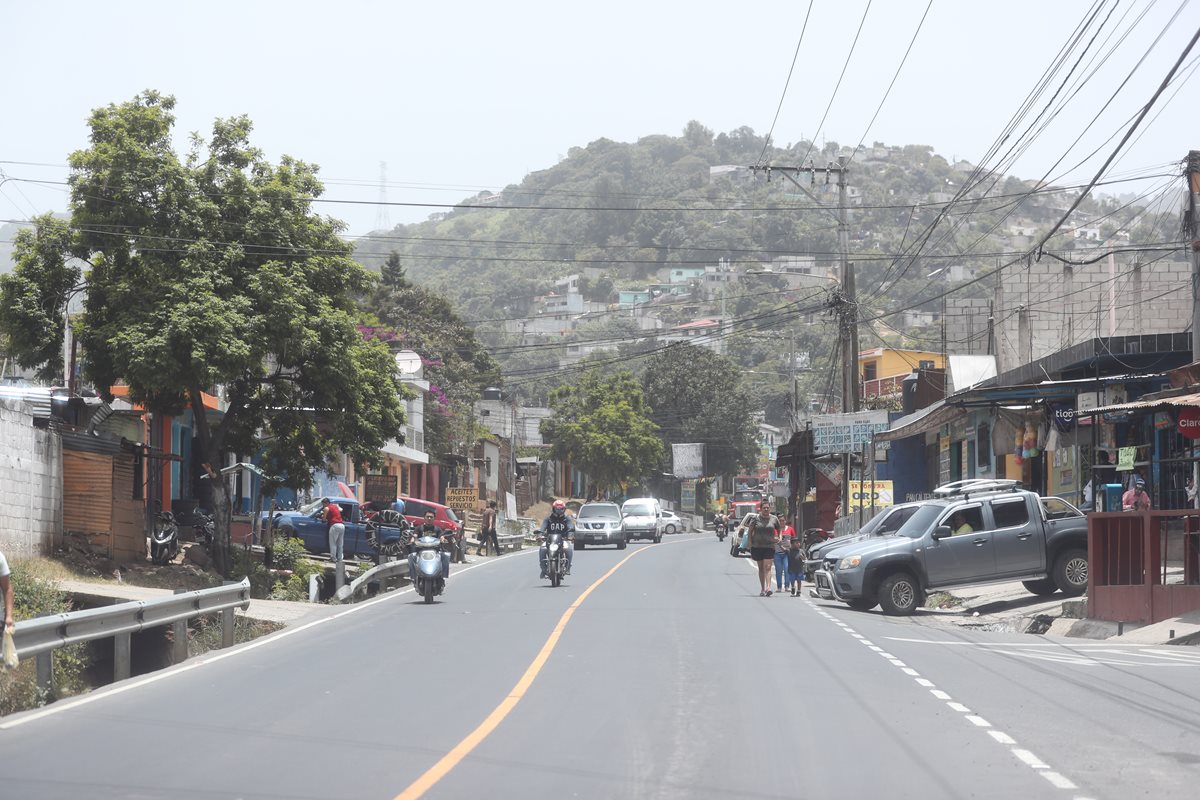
{"left": 812, "top": 483, "right": 1089, "bottom": 616}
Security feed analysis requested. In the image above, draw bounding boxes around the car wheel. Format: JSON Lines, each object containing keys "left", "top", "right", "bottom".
{"left": 665, "top": 524, "right": 677, "bottom": 535}
{"left": 878, "top": 573, "right": 921, "bottom": 616}
{"left": 846, "top": 595, "right": 878, "bottom": 612}
{"left": 617, "top": 539, "right": 627, "bottom": 550}
{"left": 1022, "top": 577, "right": 1059, "bottom": 596}
{"left": 1053, "top": 548, "right": 1088, "bottom": 596}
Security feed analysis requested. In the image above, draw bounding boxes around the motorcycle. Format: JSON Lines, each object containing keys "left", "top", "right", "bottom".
{"left": 150, "top": 510, "right": 180, "bottom": 565}
{"left": 408, "top": 529, "right": 450, "bottom": 604}
{"left": 544, "top": 532, "right": 570, "bottom": 587}
{"left": 715, "top": 520, "right": 727, "bottom": 541}
{"left": 193, "top": 512, "right": 215, "bottom": 552}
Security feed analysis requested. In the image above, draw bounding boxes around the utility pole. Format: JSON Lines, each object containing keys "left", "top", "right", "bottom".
{"left": 1187, "top": 151, "right": 1200, "bottom": 362}
{"left": 748, "top": 157, "right": 856, "bottom": 516}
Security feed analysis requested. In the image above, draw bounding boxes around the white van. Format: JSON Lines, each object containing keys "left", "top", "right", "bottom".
{"left": 621, "top": 498, "right": 662, "bottom": 543}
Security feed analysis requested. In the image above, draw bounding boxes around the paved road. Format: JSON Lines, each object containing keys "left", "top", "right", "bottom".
{"left": 1, "top": 534, "right": 1197, "bottom": 799}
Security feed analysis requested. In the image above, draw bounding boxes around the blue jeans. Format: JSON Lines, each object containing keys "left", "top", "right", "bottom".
{"left": 787, "top": 570, "right": 803, "bottom": 589}
{"left": 773, "top": 551, "right": 788, "bottom": 590}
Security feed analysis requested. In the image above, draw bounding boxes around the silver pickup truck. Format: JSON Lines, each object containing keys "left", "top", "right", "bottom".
{"left": 812, "top": 481, "right": 1089, "bottom": 616}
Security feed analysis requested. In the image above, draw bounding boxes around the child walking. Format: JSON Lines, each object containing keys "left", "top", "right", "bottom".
{"left": 786, "top": 536, "right": 806, "bottom": 596}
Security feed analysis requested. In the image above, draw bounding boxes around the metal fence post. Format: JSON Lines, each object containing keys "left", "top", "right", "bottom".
{"left": 221, "top": 580, "right": 237, "bottom": 649}
{"left": 35, "top": 651, "right": 53, "bottom": 694}
{"left": 172, "top": 588, "right": 189, "bottom": 664}
{"left": 113, "top": 632, "right": 132, "bottom": 682}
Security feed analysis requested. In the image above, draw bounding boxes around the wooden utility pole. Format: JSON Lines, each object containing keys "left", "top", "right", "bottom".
{"left": 1187, "top": 151, "right": 1200, "bottom": 362}
{"left": 749, "top": 157, "right": 856, "bottom": 513}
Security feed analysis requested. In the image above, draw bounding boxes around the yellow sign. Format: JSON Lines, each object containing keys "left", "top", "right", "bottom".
{"left": 846, "top": 480, "right": 893, "bottom": 510}
{"left": 444, "top": 487, "right": 479, "bottom": 510}
{"left": 1117, "top": 446, "right": 1136, "bottom": 472}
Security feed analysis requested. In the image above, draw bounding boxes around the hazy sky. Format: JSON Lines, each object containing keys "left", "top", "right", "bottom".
{"left": 1, "top": 0, "right": 1197, "bottom": 238}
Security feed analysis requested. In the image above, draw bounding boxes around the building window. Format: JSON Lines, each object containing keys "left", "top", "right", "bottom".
{"left": 863, "top": 362, "right": 877, "bottom": 382}
{"left": 977, "top": 424, "right": 991, "bottom": 468}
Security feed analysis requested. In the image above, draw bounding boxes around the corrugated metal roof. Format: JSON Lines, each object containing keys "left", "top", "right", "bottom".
{"left": 1078, "top": 391, "right": 1200, "bottom": 416}
{"left": 875, "top": 400, "right": 967, "bottom": 443}
{"left": 0, "top": 386, "right": 60, "bottom": 419}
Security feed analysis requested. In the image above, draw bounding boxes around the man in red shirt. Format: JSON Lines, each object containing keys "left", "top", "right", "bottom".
{"left": 322, "top": 498, "right": 346, "bottom": 562}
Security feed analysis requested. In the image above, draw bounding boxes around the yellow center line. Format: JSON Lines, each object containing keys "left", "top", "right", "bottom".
{"left": 393, "top": 540, "right": 670, "bottom": 800}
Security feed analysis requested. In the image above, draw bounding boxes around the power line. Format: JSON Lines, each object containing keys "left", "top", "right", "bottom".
{"left": 755, "top": 0, "right": 816, "bottom": 167}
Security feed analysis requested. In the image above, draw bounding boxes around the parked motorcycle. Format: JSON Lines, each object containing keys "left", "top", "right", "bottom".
{"left": 193, "top": 512, "right": 215, "bottom": 552}
{"left": 544, "top": 531, "right": 569, "bottom": 587}
{"left": 150, "top": 510, "right": 180, "bottom": 565}
{"left": 408, "top": 529, "right": 450, "bottom": 604}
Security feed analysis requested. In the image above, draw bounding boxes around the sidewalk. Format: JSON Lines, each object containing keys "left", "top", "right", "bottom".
{"left": 941, "top": 579, "right": 1200, "bottom": 645}
{"left": 59, "top": 579, "right": 339, "bottom": 627}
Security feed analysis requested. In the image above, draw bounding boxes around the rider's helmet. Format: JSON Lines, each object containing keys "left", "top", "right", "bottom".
{"left": 552, "top": 499, "right": 566, "bottom": 515}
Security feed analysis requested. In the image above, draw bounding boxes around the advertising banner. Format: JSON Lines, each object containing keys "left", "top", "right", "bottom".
{"left": 363, "top": 474, "right": 398, "bottom": 505}
{"left": 681, "top": 480, "right": 697, "bottom": 514}
{"left": 811, "top": 411, "right": 891, "bottom": 454}
{"left": 846, "top": 480, "right": 893, "bottom": 510}
{"left": 445, "top": 487, "right": 479, "bottom": 512}
{"left": 672, "top": 443, "right": 705, "bottom": 479}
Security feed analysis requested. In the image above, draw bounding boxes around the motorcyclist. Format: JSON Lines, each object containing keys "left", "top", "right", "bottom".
{"left": 538, "top": 499, "right": 575, "bottom": 579}
{"left": 408, "top": 510, "right": 451, "bottom": 582}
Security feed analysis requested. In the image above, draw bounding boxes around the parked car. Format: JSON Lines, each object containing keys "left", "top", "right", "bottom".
{"left": 812, "top": 480, "right": 1089, "bottom": 616}
{"left": 574, "top": 502, "right": 626, "bottom": 549}
{"left": 804, "top": 502, "right": 926, "bottom": 578}
{"left": 266, "top": 497, "right": 376, "bottom": 559}
{"left": 661, "top": 510, "right": 684, "bottom": 534}
{"left": 396, "top": 496, "right": 463, "bottom": 536}
{"left": 621, "top": 498, "right": 662, "bottom": 542}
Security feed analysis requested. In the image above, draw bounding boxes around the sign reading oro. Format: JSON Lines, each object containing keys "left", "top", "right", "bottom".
{"left": 444, "top": 487, "right": 479, "bottom": 510}
{"left": 845, "top": 480, "right": 893, "bottom": 510}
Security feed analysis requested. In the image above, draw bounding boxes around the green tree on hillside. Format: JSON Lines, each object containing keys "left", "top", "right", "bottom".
{"left": 639, "top": 344, "right": 759, "bottom": 477}
{"left": 0, "top": 91, "right": 407, "bottom": 575}
{"left": 540, "top": 370, "right": 662, "bottom": 494}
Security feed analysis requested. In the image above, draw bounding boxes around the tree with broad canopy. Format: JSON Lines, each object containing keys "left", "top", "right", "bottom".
{"left": 0, "top": 91, "right": 408, "bottom": 575}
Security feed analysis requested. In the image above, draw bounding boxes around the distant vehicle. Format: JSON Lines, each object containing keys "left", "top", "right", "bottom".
{"left": 574, "top": 502, "right": 626, "bottom": 549}
{"left": 661, "top": 510, "right": 684, "bottom": 534}
{"left": 733, "top": 488, "right": 765, "bottom": 503}
{"left": 621, "top": 498, "right": 662, "bottom": 543}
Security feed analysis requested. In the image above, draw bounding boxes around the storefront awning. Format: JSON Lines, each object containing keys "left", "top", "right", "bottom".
{"left": 875, "top": 400, "right": 966, "bottom": 443}
{"left": 1076, "top": 391, "right": 1200, "bottom": 416}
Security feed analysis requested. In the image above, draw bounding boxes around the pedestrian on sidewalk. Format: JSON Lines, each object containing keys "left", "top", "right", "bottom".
{"left": 773, "top": 515, "right": 796, "bottom": 594}
{"left": 1, "top": 549, "right": 13, "bottom": 635}
{"left": 322, "top": 498, "right": 346, "bottom": 563}
{"left": 478, "top": 500, "right": 500, "bottom": 556}
{"left": 747, "top": 501, "right": 781, "bottom": 596}
{"left": 786, "top": 536, "right": 806, "bottom": 596}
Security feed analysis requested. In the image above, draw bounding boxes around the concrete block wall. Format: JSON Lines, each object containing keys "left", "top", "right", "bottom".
{"left": 0, "top": 398, "right": 62, "bottom": 558}
{"left": 975, "top": 258, "right": 1191, "bottom": 372}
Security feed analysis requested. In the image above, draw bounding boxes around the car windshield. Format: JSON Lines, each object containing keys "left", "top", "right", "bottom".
{"left": 895, "top": 504, "right": 945, "bottom": 538}
{"left": 444, "top": 507, "right": 459, "bottom": 523}
{"left": 299, "top": 498, "right": 325, "bottom": 515}
{"left": 579, "top": 504, "right": 619, "bottom": 518}
{"left": 623, "top": 503, "right": 653, "bottom": 516}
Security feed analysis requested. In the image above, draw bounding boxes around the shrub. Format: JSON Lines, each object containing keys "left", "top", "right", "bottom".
{"left": 0, "top": 558, "right": 94, "bottom": 715}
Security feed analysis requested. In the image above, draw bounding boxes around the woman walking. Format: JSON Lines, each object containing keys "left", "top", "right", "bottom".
{"left": 747, "top": 501, "right": 781, "bottom": 596}
{"left": 774, "top": 515, "right": 796, "bottom": 593}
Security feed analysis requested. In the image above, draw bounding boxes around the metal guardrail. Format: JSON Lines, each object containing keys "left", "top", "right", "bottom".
{"left": 13, "top": 578, "right": 251, "bottom": 689}
{"left": 333, "top": 560, "right": 409, "bottom": 603}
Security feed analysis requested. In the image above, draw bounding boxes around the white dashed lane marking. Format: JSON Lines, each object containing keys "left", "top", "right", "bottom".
{"left": 805, "top": 600, "right": 1089, "bottom": 798}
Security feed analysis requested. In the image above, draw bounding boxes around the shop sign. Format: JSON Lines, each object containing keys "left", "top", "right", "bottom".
{"left": 1154, "top": 411, "right": 1174, "bottom": 431}
{"left": 1076, "top": 392, "right": 1097, "bottom": 426}
{"left": 1117, "top": 446, "right": 1136, "bottom": 471}
{"left": 1050, "top": 402, "right": 1076, "bottom": 432}
{"left": 1178, "top": 407, "right": 1200, "bottom": 440}
{"left": 445, "top": 487, "right": 478, "bottom": 510}
{"left": 846, "top": 480, "right": 893, "bottom": 510}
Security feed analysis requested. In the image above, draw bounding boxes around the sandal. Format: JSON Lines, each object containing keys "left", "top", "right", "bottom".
{"left": 759, "top": 590, "right": 766, "bottom": 597}
{"left": 766, "top": 590, "right": 773, "bottom": 597}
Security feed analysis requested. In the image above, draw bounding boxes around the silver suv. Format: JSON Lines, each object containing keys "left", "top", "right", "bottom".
{"left": 813, "top": 480, "right": 1089, "bottom": 616}
{"left": 574, "top": 502, "right": 626, "bottom": 549}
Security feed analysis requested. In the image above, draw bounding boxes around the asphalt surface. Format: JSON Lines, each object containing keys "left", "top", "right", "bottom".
{"left": 2, "top": 533, "right": 1198, "bottom": 799}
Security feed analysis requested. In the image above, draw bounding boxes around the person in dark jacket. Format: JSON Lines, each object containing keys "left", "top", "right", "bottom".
{"left": 785, "top": 535, "right": 806, "bottom": 596}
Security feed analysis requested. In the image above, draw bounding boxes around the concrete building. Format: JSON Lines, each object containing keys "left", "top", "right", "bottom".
{"left": 859, "top": 348, "right": 945, "bottom": 399}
